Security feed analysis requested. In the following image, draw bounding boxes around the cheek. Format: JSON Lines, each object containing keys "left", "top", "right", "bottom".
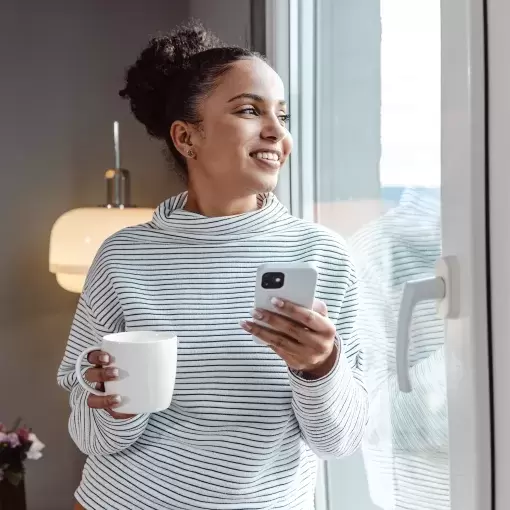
{"left": 203, "top": 120, "right": 250, "bottom": 156}
{"left": 282, "top": 133, "right": 293, "bottom": 159}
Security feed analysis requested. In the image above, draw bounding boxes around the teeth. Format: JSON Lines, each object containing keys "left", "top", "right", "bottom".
{"left": 253, "top": 152, "right": 279, "bottom": 161}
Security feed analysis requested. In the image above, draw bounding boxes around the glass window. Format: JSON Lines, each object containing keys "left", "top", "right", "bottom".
{"left": 278, "top": 1, "right": 446, "bottom": 509}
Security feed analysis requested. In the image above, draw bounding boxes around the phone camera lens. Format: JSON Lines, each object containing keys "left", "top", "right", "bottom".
{"left": 262, "top": 272, "right": 285, "bottom": 289}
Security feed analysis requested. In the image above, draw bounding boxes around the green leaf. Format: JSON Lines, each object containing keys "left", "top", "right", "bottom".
{"left": 5, "top": 470, "right": 23, "bottom": 486}
{"left": 10, "top": 418, "right": 22, "bottom": 432}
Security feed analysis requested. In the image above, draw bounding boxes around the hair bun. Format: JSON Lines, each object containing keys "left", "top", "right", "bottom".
{"left": 166, "top": 19, "right": 225, "bottom": 64}
{"left": 118, "top": 20, "right": 224, "bottom": 139}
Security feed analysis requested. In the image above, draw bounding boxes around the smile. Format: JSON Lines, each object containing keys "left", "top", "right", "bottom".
{"left": 250, "top": 150, "right": 282, "bottom": 162}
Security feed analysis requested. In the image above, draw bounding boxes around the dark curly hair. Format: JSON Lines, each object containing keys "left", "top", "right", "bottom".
{"left": 119, "top": 20, "right": 265, "bottom": 178}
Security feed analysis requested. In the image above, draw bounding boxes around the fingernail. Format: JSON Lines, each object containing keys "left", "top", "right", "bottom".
{"left": 271, "top": 297, "right": 284, "bottom": 308}
{"left": 109, "top": 395, "right": 122, "bottom": 405}
{"left": 240, "top": 320, "right": 253, "bottom": 332}
{"left": 99, "top": 354, "right": 109, "bottom": 363}
{"left": 106, "top": 368, "right": 119, "bottom": 378}
{"left": 251, "top": 309, "right": 264, "bottom": 320}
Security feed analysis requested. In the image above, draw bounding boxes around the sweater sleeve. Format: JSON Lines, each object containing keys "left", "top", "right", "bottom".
{"left": 348, "top": 198, "right": 448, "bottom": 454}
{"left": 57, "top": 246, "right": 150, "bottom": 456}
{"left": 367, "top": 348, "right": 447, "bottom": 451}
{"left": 288, "top": 277, "right": 369, "bottom": 460}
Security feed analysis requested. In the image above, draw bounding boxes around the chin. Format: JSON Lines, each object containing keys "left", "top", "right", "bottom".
{"left": 250, "top": 175, "right": 278, "bottom": 194}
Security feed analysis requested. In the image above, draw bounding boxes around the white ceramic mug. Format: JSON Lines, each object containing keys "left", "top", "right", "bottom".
{"left": 74, "top": 331, "right": 178, "bottom": 414}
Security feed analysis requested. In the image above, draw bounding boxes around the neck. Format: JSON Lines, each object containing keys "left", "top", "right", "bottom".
{"left": 184, "top": 185, "right": 259, "bottom": 218}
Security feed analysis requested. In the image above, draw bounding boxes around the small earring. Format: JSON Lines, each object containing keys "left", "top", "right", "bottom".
{"left": 187, "top": 148, "right": 195, "bottom": 158}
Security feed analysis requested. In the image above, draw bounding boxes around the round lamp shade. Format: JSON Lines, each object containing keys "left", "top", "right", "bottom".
{"left": 49, "top": 207, "right": 154, "bottom": 293}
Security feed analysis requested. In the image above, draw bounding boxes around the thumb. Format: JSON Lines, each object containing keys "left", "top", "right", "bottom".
{"left": 312, "top": 299, "right": 328, "bottom": 317}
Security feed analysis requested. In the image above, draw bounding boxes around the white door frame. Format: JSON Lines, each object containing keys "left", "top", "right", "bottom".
{"left": 441, "top": 0, "right": 492, "bottom": 508}
{"left": 487, "top": 0, "right": 510, "bottom": 508}
{"left": 265, "top": 1, "right": 331, "bottom": 507}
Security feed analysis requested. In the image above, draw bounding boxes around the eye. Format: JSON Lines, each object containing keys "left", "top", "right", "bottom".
{"left": 237, "top": 107, "right": 259, "bottom": 116}
{"left": 279, "top": 114, "right": 291, "bottom": 125}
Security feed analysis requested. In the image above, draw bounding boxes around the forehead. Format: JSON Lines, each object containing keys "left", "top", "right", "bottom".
{"left": 213, "top": 58, "right": 286, "bottom": 104}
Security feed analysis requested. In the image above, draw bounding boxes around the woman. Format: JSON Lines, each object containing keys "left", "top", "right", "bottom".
{"left": 58, "top": 21, "right": 368, "bottom": 510}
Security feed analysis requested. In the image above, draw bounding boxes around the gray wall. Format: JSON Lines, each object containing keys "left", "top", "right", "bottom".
{"left": 0, "top": 2, "right": 188, "bottom": 508}
{"left": 0, "top": 1, "right": 269, "bottom": 508}
{"left": 189, "top": 0, "right": 252, "bottom": 46}
{"left": 0, "top": 2, "right": 255, "bottom": 508}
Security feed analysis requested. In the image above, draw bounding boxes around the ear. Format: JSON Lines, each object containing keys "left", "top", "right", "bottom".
{"left": 170, "top": 121, "right": 201, "bottom": 159}
{"left": 170, "top": 120, "right": 192, "bottom": 158}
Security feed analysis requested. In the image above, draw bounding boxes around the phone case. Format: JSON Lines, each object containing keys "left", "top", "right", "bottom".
{"left": 252, "top": 262, "right": 318, "bottom": 345}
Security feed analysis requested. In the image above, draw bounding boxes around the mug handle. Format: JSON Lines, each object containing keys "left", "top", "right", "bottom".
{"left": 75, "top": 345, "right": 107, "bottom": 396}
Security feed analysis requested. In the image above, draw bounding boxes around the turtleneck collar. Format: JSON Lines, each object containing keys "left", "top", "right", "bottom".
{"left": 398, "top": 187, "right": 440, "bottom": 217}
{"left": 151, "top": 191, "right": 294, "bottom": 242}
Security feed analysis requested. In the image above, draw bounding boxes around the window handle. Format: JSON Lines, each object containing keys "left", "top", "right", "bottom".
{"left": 396, "top": 256, "right": 460, "bottom": 392}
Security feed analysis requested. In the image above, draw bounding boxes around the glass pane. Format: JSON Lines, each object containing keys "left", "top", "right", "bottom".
{"left": 311, "top": 1, "right": 446, "bottom": 509}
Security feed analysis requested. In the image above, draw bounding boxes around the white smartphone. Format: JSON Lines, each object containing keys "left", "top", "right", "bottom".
{"left": 252, "top": 262, "right": 318, "bottom": 345}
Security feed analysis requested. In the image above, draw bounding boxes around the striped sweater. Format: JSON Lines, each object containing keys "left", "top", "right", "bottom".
{"left": 57, "top": 192, "right": 368, "bottom": 510}
{"left": 349, "top": 188, "right": 449, "bottom": 510}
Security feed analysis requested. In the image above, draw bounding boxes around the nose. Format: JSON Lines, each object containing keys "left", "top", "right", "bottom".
{"left": 260, "top": 113, "right": 287, "bottom": 143}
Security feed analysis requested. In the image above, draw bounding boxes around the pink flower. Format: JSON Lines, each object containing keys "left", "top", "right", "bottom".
{"left": 17, "top": 428, "right": 30, "bottom": 443}
{"left": 6, "top": 433, "right": 20, "bottom": 448}
{"left": 0, "top": 432, "right": 7, "bottom": 443}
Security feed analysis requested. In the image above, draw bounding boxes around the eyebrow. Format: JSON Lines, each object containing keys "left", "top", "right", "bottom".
{"left": 227, "top": 93, "right": 287, "bottom": 107}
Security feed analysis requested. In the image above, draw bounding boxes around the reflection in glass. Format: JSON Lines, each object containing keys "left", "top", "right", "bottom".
{"left": 309, "top": 0, "right": 447, "bottom": 508}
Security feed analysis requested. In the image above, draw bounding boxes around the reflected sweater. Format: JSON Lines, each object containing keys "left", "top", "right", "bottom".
{"left": 57, "top": 192, "right": 368, "bottom": 510}
{"left": 349, "top": 189, "right": 448, "bottom": 510}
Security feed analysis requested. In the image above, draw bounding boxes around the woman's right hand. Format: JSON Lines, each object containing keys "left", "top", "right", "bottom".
{"left": 84, "top": 350, "right": 136, "bottom": 419}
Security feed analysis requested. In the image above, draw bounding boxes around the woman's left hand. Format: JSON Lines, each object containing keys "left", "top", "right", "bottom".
{"left": 241, "top": 298, "right": 338, "bottom": 378}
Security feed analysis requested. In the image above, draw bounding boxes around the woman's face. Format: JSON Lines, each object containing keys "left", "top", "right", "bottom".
{"left": 176, "top": 58, "right": 292, "bottom": 197}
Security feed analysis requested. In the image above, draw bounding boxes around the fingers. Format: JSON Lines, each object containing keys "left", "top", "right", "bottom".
{"left": 312, "top": 299, "right": 328, "bottom": 317}
{"left": 241, "top": 320, "right": 330, "bottom": 372}
{"left": 242, "top": 298, "right": 337, "bottom": 376}
{"left": 87, "top": 350, "right": 111, "bottom": 366}
{"left": 242, "top": 320, "right": 302, "bottom": 353}
{"left": 87, "top": 393, "right": 122, "bottom": 410}
{"left": 84, "top": 368, "right": 121, "bottom": 410}
{"left": 250, "top": 309, "right": 314, "bottom": 344}
{"left": 83, "top": 350, "right": 135, "bottom": 419}
{"left": 84, "top": 366, "right": 119, "bottom": 384}
{"left": 86, "top": 388, "right": 136, "bottom": 419}
{"left": 107, "top": 409, "right": 137, "bottom": 420}
{"left": 252, "top": 298, "right": 335, "bottom": 336}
